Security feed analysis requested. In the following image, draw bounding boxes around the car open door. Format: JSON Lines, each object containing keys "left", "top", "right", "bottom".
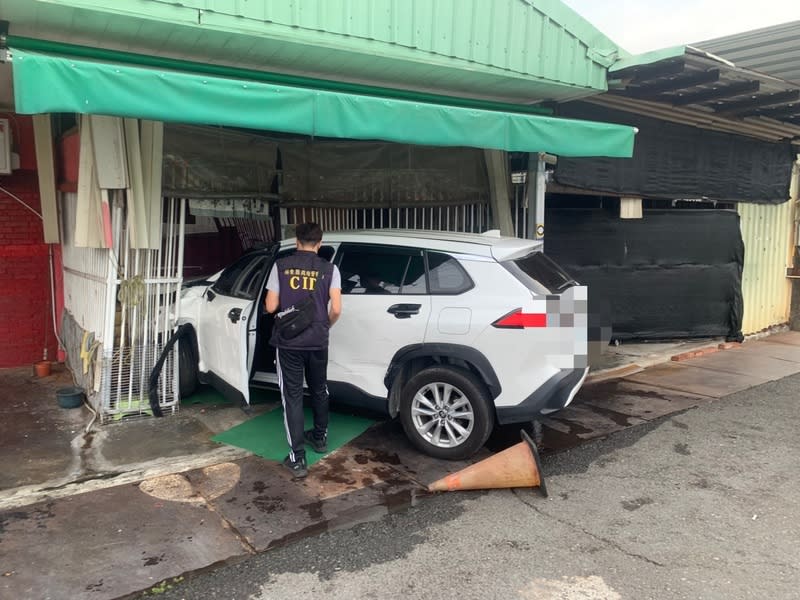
{"left": 195, "top": 248, "right": 276, "bottom": 406}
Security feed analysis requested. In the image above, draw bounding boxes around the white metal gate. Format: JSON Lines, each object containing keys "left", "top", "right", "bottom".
{"left": 100, "top": 197, "right": 186, "bottom": 421}
{"left": 60, "top": 193, "right": 186, "bottom": 420}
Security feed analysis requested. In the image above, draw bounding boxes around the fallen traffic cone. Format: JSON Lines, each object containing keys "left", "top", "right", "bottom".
{"left": 428, "top": 430, "right": 548, "bottom": 497}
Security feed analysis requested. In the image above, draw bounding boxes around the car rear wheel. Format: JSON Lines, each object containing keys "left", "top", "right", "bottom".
{"left": 178, "top": 334, "right": 198, "bottom": 399}
{"left": 399, "top": 366, "right": 494, "bottom": 460}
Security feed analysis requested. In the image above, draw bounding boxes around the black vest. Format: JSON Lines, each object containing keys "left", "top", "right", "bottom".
{"left": 270, "top": 251, "right": 334, "bottom": 351}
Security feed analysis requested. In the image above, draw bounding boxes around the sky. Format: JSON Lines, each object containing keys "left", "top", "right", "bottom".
{"left": 561, "top": 0, "right": 800, "bottom": 54}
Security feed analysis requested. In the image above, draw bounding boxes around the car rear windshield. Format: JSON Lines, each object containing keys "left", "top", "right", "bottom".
{"left": 503, "top": 251, "right": 578, "bottom": 295}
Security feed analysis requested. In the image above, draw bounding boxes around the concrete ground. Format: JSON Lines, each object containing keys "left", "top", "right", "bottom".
{"left": 585, "top": 336, "right": 729, "bottom": 382}
{"left": 142, "top": 372, "right": 800, "bottom": 600}
{"left": 1, "top": 331, "right": 799, "bottom": 599}
{"left": 0, "top": 368, "right": 277, "bottom": 509}
{"left": 0, "top": 334, "right": 744, "bottom": 500}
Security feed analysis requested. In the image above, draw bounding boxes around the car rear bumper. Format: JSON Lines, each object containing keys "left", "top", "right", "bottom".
{"left": 495, "top": 366, "right": 589, "bottom": 425}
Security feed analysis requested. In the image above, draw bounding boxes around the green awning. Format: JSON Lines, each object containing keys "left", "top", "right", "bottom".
{"left": 11, "top": 49, "right": 636, "bottom": 158}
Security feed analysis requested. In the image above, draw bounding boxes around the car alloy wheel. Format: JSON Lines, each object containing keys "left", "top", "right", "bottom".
{"left": 400, "top": 365, "right": 494, "bottom": 459}
{"left": 410, "top": 381, "right": 475, "bottom": 449}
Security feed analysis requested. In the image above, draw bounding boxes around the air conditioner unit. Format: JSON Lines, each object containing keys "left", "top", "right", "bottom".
{"left": 0, "top": 118, "right": 11, "bottom": 175}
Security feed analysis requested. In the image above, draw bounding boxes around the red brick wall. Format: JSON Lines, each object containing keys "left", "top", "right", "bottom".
{"left": 0, "top": 114, "right": 59, "bottom": 368}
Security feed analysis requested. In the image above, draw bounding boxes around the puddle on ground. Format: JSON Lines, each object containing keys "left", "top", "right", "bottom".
{"left": 81, "top": 431, "right": 94, "bottom": 450}
{"left": 673, "top": 442, "right": 691, "bottom": 456}
{"left": 252, "top": 495, "right": 286, "bottom": 514}
{"left": 583, "top": 404, "right": 641, "bottom": 428}
{"left": 621, "top": 496, "right": 654, "bottom": 511}
{"left": 299, "top": 500, "right": 323, "bottom": 520}
{"left": 539, "top": 420, "right": 594, "bottom": 453}
{"left": 142, "top": 552, "right": 165, "bottom": 566}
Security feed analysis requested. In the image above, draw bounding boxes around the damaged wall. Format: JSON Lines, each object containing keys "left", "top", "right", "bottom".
{"left": 546, "top": 208, "right": 744, "bottom": 341}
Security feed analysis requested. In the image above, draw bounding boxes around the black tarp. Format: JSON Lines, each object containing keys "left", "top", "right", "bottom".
{"left": 545, "top": 208, "right": 744, "bottom": 341}
{"left": 553, "top": 102, "right": 794, "bottom": 204}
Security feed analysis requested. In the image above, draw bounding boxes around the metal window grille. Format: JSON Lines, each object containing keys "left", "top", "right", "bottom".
{"left": 217, "top": 216, "right": 276, "bottom": 248}
{"left": 288, "top": 202, "right": 490, "bottom": 234}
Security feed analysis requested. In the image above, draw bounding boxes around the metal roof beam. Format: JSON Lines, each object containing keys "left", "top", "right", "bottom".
{"left": 671, "top": 80, "right": 761, "bottom": 106}
{"left": 714, "top": 89, "right": 800, "bottom": 115}
{"left": 741, "top": 103, "right": 800, "bottom": 119}
{"left": 612, "top": 59, "right": 686, "bottom": 83}
{"left": 625, "top": 69, "right": 720, "bottom": 98}
{"left": 585, "top": 94, "right": 800, "bottom": 144}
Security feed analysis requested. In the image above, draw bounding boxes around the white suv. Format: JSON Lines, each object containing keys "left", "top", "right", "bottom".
{"left": 177, "top": 230, "right": 588, "bottom": 460}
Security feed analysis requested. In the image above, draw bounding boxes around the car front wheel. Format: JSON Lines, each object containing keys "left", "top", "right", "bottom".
{"left": 399, "top": 366, "right": 494, "bottom": 460}
{"left": 178, "top": 335, "right": 198, "bottom": 399}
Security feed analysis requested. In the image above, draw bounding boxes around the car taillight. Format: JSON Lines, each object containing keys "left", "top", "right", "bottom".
{"left": 491, "top": 308, "right": 547, "bottom": 329}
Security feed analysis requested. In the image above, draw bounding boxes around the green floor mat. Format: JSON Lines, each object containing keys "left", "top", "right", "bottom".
{"left": 181, "top": 386, "right": 229, "bottom": 406}
{"left": 181, "top": 386, "right": 280, "bottom": 407}
{"left": 211, "top": 407, "right": 375, "bottom": 466}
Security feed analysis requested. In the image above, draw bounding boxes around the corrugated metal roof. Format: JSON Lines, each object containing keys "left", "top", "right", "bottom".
{"left": 601, "top": 45, "right": 800, "bottom": 144}
{"left": 0, "top": 0, "right": 624, "bottom": 106}
{"left": 695, "top": 21, "right": 800, "bottom": 85}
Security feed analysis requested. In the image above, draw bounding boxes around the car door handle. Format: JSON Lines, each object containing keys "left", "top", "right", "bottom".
{"left": 387, "top": 303, "right": 421, "bottom": 319}
{"left": 228, "top": 308, "right": 243, "bottom": 323}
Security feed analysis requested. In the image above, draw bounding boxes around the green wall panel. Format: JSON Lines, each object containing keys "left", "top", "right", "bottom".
{"left": 0, "top": 0, "right": 621, "bottom": 101}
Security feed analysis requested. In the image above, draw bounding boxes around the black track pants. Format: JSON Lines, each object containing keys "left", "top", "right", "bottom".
{"left": 276, "top": 348, "right": 329, "bottom": 462}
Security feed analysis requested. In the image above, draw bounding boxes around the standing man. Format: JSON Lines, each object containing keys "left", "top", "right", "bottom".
{"left": 265, "top": 223, "right": 342, "bottom": 479}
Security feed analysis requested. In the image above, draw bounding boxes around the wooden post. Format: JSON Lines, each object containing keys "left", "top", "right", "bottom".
{"left": 32, "top": 114, "right": 60, "bottom": 243}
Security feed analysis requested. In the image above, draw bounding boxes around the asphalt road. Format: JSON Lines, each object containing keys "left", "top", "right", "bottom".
{"left": 133, "top": 374, "right": 800, "bottom": 600}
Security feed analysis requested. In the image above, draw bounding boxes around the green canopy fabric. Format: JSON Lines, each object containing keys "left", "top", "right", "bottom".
{"left": 12, "top": 49, "right": 636, "bottom": 158}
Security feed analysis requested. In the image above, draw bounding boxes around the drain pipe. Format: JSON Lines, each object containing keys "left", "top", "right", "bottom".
{"left": 148, "top": 323, "right": 192, "bottom": 417}
{"left": 48, "top": 243, "right": 65, "bottom": 353}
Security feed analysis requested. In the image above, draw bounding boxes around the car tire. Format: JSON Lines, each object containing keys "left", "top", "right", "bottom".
{"left": 178, "top": 333, "right": 198, "bottom": 399}
{"left": 399, "top": 366, "right": 494, "bottom": 460}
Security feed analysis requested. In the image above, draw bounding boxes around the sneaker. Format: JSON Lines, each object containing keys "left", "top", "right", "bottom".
{"left": 282, "top": 455, "right": 308, "bottom": 479}
{"left": 304, "top": 429, "right": 328, "bottom": 454}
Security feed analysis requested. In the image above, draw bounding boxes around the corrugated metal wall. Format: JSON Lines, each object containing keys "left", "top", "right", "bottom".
{"left": 738, "top": 200, "right": 793, "bottom": 334}
{"left": 143, "top": 0, "right": 614, "bottom": 89}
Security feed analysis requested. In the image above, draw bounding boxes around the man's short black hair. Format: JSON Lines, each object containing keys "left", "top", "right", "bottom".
{"left": 295, "top": 222, "right": 323, "bottom": 245}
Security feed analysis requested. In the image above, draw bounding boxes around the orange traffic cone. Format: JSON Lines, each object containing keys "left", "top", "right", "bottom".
{"left": 428, "top": 430, "right": 547, "bottom": 497}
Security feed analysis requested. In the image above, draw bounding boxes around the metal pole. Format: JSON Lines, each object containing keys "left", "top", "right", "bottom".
{"left": 526, "top": 152, "right": 555, "bottom": 242}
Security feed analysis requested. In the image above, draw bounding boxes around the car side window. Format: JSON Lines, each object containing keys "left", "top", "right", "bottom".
{"left": 336, "top": 245, "right": 426, "bottom": 295}
{"left": 212, "top": 254, "right": 261, "bottom": 297}
{"left": 234, "top": 256, "right": 269, "bottom": 300}
{"left": 401, "top": 255, "right": 427, "bottom": 294}
{"left": 427, "top": 252, "right": 473, "bottom": 295}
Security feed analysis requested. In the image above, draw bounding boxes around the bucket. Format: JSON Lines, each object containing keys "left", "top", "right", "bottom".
{"left": 34, "top": 360, "right": 52, "bottom": 377}
{"left": 56, "top": 387, "right": 85, "bottom": 409}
